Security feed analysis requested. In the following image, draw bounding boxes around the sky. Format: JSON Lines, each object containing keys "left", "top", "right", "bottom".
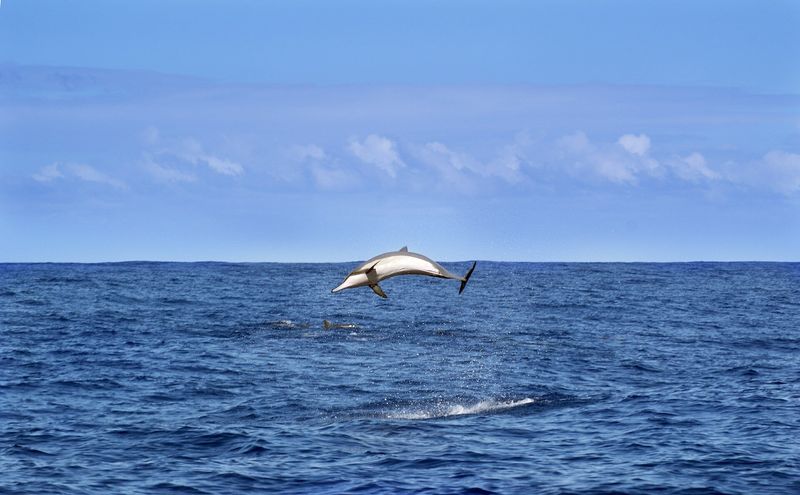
{"left": 1, "top": 0, "right": 799, "bottom": 262}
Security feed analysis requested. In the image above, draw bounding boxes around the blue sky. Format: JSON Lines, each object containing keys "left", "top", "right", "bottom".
{"left": 1, "top": 0, "right": 799, "bottom": 261}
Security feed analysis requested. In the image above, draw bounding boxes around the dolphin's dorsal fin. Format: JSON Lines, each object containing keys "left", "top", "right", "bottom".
{"left": 399, "top": 246, "right": 408, "bottom": 252}
{"left": 370, "top": 284, "right": 388, "bottom": 298}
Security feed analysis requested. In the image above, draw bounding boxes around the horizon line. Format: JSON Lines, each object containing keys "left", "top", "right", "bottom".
{"left": 1, "top": 259, "right": 797, "bottom": 265}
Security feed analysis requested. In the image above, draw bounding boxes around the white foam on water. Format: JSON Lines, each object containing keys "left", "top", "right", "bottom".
{"left": 386, "top": 397, "right": 536, "bottom": 420}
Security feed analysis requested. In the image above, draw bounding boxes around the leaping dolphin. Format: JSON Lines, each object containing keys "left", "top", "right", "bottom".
{"left": 331, "top": 246, "right": 477, "bottom": 298}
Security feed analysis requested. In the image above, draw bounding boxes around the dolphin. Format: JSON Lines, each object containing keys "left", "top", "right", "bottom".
{"left": 331, "top": 246, "right": 477, "bottom": 298}
{"left": 322, "top": 319, "right": 359, "bottom": 329}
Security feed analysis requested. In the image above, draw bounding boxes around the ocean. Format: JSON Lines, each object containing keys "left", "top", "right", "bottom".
{"left": 1, "top": 261, "right": 798, "bottom": 494}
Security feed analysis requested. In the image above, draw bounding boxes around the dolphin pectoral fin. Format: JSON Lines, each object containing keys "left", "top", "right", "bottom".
{"left": 370, "top": 284, "right": 388, "bottom": 298}
{"left": 365, "top": 262, "right": 387, "bottom": 297}
{"left": 366, "top": 262, "right": 380, "bottom": 285}
{"left": 459, "top": 261, "right": 477, "bottom": 294}
{"left": 399, "top": 246, "right": 408, "bottom": 252}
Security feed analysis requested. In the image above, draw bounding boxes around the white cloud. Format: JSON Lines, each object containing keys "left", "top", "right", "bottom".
{"left": 669, "top": 152, "right": 720, "bottom": 182}
{"left": 488, "top": 140, "right": 527, "bottom": 184}
{"left": 706, "top": 150, "right": 800, "bottom": 195}
{"left": 419, "top": 142, "right": 473, "bottom": 172}
{"left": 348, "top": 134, "right": 406, "bottom": 178}
{"left": 556, "top": 131, "right": 662, "bottom": 184}
{"left": 557, "top": 131, "right": 593, "bottom": 154}
{"left": 558, "top": 131, "right": 638, "bottom": 184}
{"left": 416, "top": 135, "right": 529, "bottom": 189}
{"left": 69, "top": 164, "right": 127, "bottom": 188}
{"left": 593, "top": 154, "right": 639, "bottom": 184}
{"left": 760, "top": 150, "right": 800, "bottom": 194}
{"left": 176, "top": 138, "right": 244, "bottom": 176}
{"left": 289, "top": 144, "right": 327, "bottom": 162}
{"left": 556, "top": 133, "right": 798, "bottom": 194}
{"left": 33, "top": 162, "right": 125, "bottom": 188}
{"left": 202, "top": 155, "right": 243, "bottom": 176}
{"left": 142, "top": 128, "right": 244, "bottom": 179}
{"left": 618, "top": 134, "right": 651, "bottom": 156}
{"left": 287, "top": 143, "right": 361, "bottom": 190}
{"left": 32, "top": 163, "right": 64, "bottom": 182}
{"left": 142, "top": 154, "right": 197, "bottom": 183}
{"left": 618, "top": 133, "right": 660, "bottom": 177}
{"left": 310, "top": 165, "right": 360, "bottom": 190}
{"left": 416, "top": 142, "right": 479, "bottom": 192}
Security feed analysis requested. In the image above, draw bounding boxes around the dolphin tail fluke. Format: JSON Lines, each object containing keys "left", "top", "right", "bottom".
{"left": 459, "top": 261, "right": 477, "bottom": 294}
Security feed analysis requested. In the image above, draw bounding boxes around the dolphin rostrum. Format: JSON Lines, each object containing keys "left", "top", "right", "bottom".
{"left": 331, "top": 246, "right": 477, "bottom": 298}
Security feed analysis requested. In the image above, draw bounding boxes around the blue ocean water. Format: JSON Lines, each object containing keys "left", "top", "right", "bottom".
{"left": 1, "top": 262, "right": 799, "bottom": 494}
